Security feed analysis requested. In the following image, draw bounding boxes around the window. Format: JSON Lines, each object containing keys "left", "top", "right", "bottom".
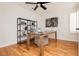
{"left": 70, "top": 12, "right": 77, "bottom": 33}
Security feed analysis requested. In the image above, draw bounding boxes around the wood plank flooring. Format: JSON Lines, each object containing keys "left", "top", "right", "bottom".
{"left": 0, "top": 39, "right": 78, "bottom": 56}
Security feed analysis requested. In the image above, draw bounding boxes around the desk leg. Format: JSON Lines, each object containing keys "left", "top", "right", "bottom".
{"left": 55, "top": 31, "right": 57, "bottom": 47}
{"left": 55, "top": 31, "right": 57, "bottom": 42}
{"left": 27, "top": 35, "right": 30, "bottom": 50}
{"left": 39, "top": 36, "right": 44, "bottom": 56}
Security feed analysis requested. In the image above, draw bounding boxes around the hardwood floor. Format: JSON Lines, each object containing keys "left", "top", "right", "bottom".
{"left": 0, "top": 39, "right": 78, "bottom": 56}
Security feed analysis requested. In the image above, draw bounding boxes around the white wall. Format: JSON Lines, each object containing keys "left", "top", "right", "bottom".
{"left": 0, "top": 2, "right": 78, "bottom": 48}
{"left": 0, "top": 2, "right": 38, "bottom": 48}
{"left": 37, "top": 3, "right": 78, "bottom": 42}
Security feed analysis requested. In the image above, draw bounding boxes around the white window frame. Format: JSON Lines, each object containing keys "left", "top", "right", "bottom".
{"left": 70, "top": 12, "right": 77, "bottom": 33}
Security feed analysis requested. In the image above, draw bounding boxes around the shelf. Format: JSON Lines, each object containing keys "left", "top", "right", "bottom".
{"left": 27, "top": 25, "right": 32, "bottom": 26}
{"left": 17, "top": 17, "right": 37, "bottom": 44}
{"left": 18, "top": 30, "right": 24, "bottom": 31}
{"left": 18, "top": 34, "right": 26, "bottom": 38}
{"left": 18, "top": 24, "right": 26, "bottom": 26}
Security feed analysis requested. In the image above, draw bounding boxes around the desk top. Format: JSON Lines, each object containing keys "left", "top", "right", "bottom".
{"left": 28, "top": 31, "right": 57, "bottom": 36}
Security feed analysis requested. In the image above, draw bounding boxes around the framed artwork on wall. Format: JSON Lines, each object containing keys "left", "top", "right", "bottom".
{"left": 51, "top": 17, "right": 58, "bottom": 27}
{"left": 46, "top": 17, "right": 58, "bottom": 27}
{"left": 46, "top": 18, "right": 51, "bottom": 27}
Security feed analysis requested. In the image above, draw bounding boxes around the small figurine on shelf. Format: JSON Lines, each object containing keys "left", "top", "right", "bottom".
{"left": 21, "top": 21, "right": 26, "bottom": 25}
{"left": 25, "top": 26, "right": 27, "bottom": 30}
{"left": 32, "top": 22, "right": 35, "bottom": 26}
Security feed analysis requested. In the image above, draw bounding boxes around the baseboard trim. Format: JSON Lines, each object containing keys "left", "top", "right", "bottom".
{"left": 49, "top": 38, "right": 78, "bottom": 43}
{"left": 0, "top": 41, "right": 17, "bottom": 48}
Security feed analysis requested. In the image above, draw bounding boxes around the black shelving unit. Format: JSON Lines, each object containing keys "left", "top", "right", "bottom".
{"left": 17, "top": 17, "right": 37, "bottom": 44}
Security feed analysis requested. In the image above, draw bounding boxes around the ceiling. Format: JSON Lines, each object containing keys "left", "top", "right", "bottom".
{"left": 14, "top": 2, "right": 79, "bottom": 15}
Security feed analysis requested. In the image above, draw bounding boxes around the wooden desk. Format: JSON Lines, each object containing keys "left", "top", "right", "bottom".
{"left": 27, "top": 31, "right": 57, "bottom": 56}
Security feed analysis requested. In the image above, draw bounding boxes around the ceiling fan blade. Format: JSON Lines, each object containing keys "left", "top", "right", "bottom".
{"left": 40, "top": 4, "right": 47, "bottom": 10}
{"left": 34, "top": 5, "right": 38, "bottom": 10}
{"left": 38, "top": 2, "right": 50, "bottom": 4}
{"left": 25, "top": 2, "right": 37, "bottom": 4}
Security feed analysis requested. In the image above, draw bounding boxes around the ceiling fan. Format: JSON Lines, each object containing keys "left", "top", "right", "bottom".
{"left": 25, "top": 2, "right": 50, "bottom": 10}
